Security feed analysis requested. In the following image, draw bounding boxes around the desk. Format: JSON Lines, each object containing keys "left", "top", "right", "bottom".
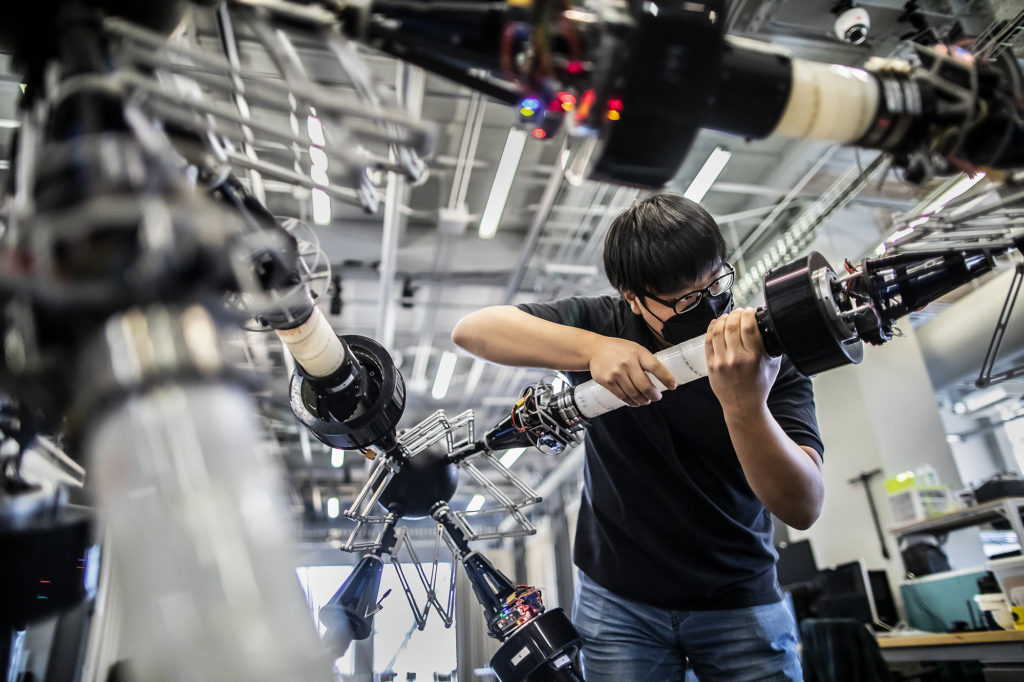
{"left": 877, "top": 630, "right": 1024, "bottom": 664}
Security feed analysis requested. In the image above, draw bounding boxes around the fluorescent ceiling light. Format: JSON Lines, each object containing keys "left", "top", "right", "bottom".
{"left": 888, "top": 226, "right": 916, "bottom": 243}
{"left": 963, "top": 386, "right": 1008, "bottom": 413}
{"left": 499, "top": 447, "right": 527, "bottom": 468}
{"left": 312, "top": 189, "right": 331, "bottom": 225}
{"left": 311, "top": 165, "right": 329, "bottom": 185}
{"left": 327, "top": 497, "right": 340, "bottom": 519}
{"left": 465, "top": 359, "right": 486, "bottom": 398}
{"left": 411, "top": 342, "right": 433, "bottom": 384}
{"left": 683, "top": 146, "right": 731, "bottom": 203}
{"left": 544, "top": 263, "right": 599, "bottom": 276}
{"left": 309, "top": 146, "right": 328, "bottom": 170}
{"left": 926, "top": 172, "right": 986, "bottom": 214}
{"left": 479, "top": 129, "right": 527, "bottom": 239}
{"left": 466, "top": 494, "right": 486, "bottom": 512}
{"left": 331, "top": 449, "right": 345, "bottom": 468}
{"left": 307, "top": 115, "right": 325, "bottom": 146}
{"left": 894, "top": 173, "right": 986, "bottom": 239}
{"left": 431, "top": 351, "right": 458, "bottom": 400}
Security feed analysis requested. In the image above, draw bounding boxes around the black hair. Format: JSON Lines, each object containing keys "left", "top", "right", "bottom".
{"left": 603, "top": 193, "right": 726, "bottom": 296}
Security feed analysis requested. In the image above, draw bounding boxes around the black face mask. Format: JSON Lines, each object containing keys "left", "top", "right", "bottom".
{"left": 654, "top": 291, "right": 734, "bottom": 345}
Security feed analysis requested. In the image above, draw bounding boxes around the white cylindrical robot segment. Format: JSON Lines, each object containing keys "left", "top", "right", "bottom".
{"left": 571, "top": 336, "right": 709, "bottom": 419}
{"left": 772, "top": 59, "right": 879, "bottom": 144}
{"left": 274, "top": 308, "right": 345, "bottom": 378}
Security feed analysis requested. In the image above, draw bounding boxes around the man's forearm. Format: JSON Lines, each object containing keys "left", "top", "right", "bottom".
{"left": 452, "top": 305, "right": 598, "bottom": 370}
{"left": 722, "top": 404, "right": 824, "bottom": 530}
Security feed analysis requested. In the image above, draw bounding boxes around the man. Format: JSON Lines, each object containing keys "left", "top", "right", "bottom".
{"left": 451, "top": 193, "right": 824, "bottom": 681}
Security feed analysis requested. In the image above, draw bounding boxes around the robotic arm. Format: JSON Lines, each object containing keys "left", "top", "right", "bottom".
{"left": 483, "top": 240, "right": 1024, "bottom": 453}
{"left": 325, "top": 0, "right": 1023, "bottom": 187}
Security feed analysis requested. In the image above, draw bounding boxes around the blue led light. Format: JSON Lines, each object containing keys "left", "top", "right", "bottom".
{"left": 521, "top": 98, "right": 541, "bottom": 110}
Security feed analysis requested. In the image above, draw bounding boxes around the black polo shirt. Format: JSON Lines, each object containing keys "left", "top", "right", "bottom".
{"left": 517, "top": 295, "right": 823, "bottom": 610}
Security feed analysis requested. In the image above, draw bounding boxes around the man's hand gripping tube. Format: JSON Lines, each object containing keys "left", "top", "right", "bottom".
{"left": 570, "top": 336, "right": 710, "bottom": 418}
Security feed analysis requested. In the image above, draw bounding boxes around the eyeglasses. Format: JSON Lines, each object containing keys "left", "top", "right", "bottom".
{"left": 642, "top": 264, "right": 735, "bottom": 315}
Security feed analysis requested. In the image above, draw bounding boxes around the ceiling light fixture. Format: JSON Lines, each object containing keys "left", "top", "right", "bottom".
{"left": 308, "top": 112, "right": 332, "bottom": 225}
{"left": 312, "top": 190, "right": 332, "bottom": 225}
{"left": 683, "top": 146, "right": 732, "bottom": 203}
{"left": 479, "top": 128, "right": 528, "bottom": 239}
{"left": 499, "top": 448, "right": 527, "bottom": 468}
{"left": 431, "top": 351, "right": 459, "bottom": 400}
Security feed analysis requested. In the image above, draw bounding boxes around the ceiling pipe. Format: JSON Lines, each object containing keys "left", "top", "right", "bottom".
{"left": 501, "top": 159, "right": 565, "bottom": 304}
{"left": 730, "top": 144, "right": 839, "bottom": 265}
{"left": 405, "top": 92, "right": 488, "bottom": 389}
{"left": 215, "top": 3, "right": 266, "bottom": 203}
{"left": 377, "top": 63, "right": 425, "bottom": 347}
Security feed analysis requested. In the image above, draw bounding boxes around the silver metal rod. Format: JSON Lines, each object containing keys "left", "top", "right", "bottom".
{"left": 105, "top": 17, "right": 432, "bottom": 149}
{"left": 33, "top": 436, "right": 86, "bottom": 486}
{"left": 390, "top": 557, "right": 428, "bottom": 630}
{"left": 474, "top": 451, "right": 542, "bottom": 502}
{"left": 502, "top": 162, "right": 565, "bottom": 303}
{"left": 136, "top": 88, "right": 406, "bottom": 178}
{"left": 345, "top": 458, "right": 396, "bottom": 520}
{"left": 224, "top": 152, "right": 367, "bottom": 207}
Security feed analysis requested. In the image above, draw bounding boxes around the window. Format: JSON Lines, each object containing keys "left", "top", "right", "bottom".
{"left": 297, "top": 563, "right": 457, "bottom": 679}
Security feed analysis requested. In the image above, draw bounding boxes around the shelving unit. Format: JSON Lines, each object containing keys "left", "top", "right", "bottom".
{"left": 890, "top": 497, "right": 1024, "bottom": 547}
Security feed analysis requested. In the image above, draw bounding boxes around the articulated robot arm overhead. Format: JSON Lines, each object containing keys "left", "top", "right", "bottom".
{"left": 319, "top": 0, "right": 1023, "bottom": 187}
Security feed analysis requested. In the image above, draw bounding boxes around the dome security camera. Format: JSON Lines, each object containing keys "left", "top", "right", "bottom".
{"left": 834, "top": 5, "right": 871, "bottom": 45}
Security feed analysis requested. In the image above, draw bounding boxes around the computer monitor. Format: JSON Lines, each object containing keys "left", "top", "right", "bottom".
{"left": 776, "top": 539, "right": 818, "bottom": 588}
{"left": 816, "top": 560, "right": 875, "bottom": 623}
{"left": 868, "top": 570, "right": 899, "bottom": 629}
{"left": 815, "top": 560, "right": 896, "bottom": 630}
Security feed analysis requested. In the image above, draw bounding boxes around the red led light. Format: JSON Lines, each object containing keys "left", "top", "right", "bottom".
{"left": 577, "top": 90, "right": 596, "bottom": 119}
{"left": 566, "top": 61, "right": 584, "bottom": 75}
{"left": 556, "top": 92, "right": 576, "bottom": 113}
{"left": 607, "top": 98, "right": 623, "bottom": 111}
{"left": 531, "top": 128, "right": 547, "bottom": 139}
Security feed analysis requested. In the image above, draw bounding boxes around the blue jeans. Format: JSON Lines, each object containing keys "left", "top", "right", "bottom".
{"left": 571, "top": 571, "right": 801, "bottom": 681}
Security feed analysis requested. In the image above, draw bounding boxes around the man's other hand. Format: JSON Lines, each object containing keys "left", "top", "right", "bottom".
{"left": 705, "top": 308, "right": 781, "bottom": 413}
{"left": 587, "top": 337, "right": 677, "bottom": 407}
